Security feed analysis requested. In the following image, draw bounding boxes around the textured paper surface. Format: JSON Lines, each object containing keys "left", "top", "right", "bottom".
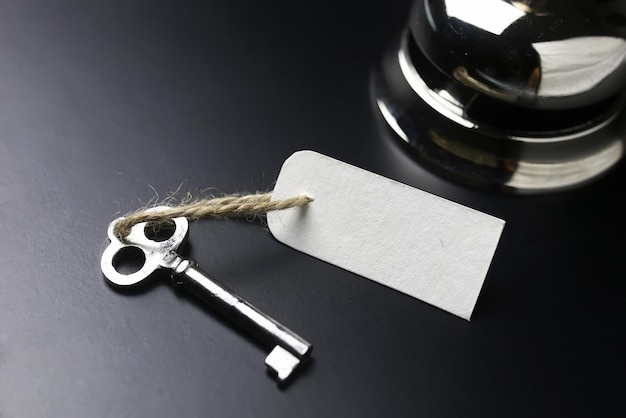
{"left": 268, "top": 151, "right": 505, "bottom": 320}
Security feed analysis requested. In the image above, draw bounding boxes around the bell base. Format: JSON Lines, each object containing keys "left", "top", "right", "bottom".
{"left": 372, "top": 32, "right": 626, "bottom": 194}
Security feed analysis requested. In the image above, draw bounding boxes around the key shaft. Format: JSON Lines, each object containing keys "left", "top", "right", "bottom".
{"left": 172, "top": 258, "right": 312, "bottom": 360}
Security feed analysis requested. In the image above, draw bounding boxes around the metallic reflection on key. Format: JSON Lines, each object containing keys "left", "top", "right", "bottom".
{"left": 100, "top": 207, "right": 313, "bottom": 383}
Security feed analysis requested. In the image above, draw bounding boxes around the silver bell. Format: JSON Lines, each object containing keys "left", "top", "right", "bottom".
{"left": 374, "top": 0, "right": 626, "bottom": 193}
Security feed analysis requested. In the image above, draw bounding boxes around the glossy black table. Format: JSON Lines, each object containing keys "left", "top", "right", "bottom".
{"left": 1, "top": 1, "right": 623, "bottom": 417}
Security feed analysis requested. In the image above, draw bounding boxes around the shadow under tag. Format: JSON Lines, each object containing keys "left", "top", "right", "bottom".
{"left": 267, "top": 150, "right": 505, "bottom": 320}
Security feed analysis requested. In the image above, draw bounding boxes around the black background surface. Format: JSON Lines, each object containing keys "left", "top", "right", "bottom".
{"left": 0, "top": 1, "right": 624, "bottom": 417}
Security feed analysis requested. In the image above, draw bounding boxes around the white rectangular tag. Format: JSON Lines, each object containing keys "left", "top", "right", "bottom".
{"left": 268, "top": 151, "right": 505, "bottom": 320}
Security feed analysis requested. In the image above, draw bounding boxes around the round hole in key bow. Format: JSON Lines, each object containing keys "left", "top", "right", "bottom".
{"left": 112, "top": 246, "right": 146, "bottom": 275}
{"left": 144, "top": 220, "right": 176, "bottom": 242}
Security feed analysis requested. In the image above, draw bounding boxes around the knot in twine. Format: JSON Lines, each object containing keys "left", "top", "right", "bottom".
{"left": 113, "top": 192, "right": 313, "bottom": 240}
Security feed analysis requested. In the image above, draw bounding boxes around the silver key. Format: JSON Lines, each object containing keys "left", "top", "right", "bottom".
{"left": 100, "top": 207, "right": 312, "bottom": 383}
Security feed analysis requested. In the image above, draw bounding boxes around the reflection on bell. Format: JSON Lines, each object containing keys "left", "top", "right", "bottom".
{"left": 373, "top": 0, "right": 626, "bottom": 193}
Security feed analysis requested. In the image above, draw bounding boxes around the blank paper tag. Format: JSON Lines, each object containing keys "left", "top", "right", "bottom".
{"left": 268, "top": 151, "right": 505, "bottom": 320}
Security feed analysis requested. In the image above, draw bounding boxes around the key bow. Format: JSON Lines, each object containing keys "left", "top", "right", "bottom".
{"left": 101, "top": 207, "right": 188, "bottom": 286}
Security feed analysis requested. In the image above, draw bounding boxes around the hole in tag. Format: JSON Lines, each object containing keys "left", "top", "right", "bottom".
{"left": 112, "top": 246, "right": 146, "bottom": 275}
{"left": 144, "top": 220, "right": 176, "bottom": 242}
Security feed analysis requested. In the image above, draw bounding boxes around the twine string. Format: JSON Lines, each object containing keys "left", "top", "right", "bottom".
{"left": 113, "top": 192, "right": 312, "bottom": 240}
